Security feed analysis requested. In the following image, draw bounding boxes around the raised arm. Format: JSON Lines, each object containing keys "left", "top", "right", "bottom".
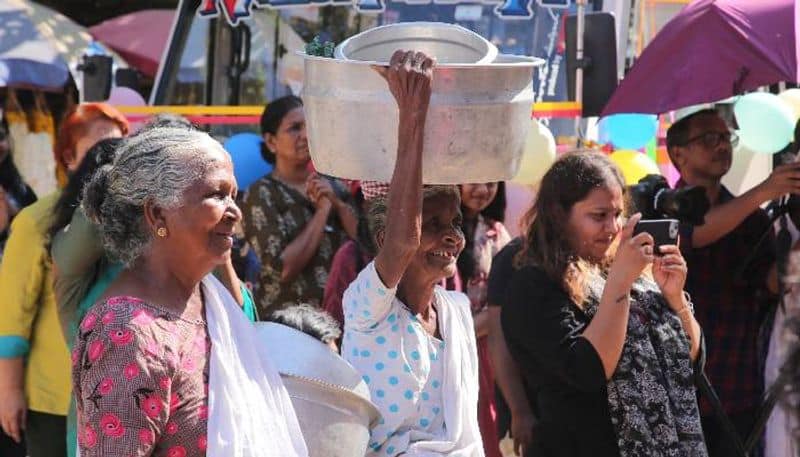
{"left": 691, "top": 162, "right": 800, "bottom": 248}
{"left": 374, "top": 50, "right": 435, "bottom": 288}
{"left": 583, "top": 214, "right": 653, "bottom": 379}
{"left": 51, "top": 207, "right": 105, "bottom": 280}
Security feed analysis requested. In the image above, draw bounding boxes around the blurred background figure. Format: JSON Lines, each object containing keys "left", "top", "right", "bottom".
{"left": 242, "top": 95, "right": 357, "bottom": 317}
{"left": 0, "top": 102, "right": 128, "bottom": 457}
{"left": 457, "top": 182, "right": 510, "bottom": 457}
{"left": 0, "top": 118, "right": 37, "bottom": 212}
{"left": 323, "top": 185, "right": 376, "bottom": 332}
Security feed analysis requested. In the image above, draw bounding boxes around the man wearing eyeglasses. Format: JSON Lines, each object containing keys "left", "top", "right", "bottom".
{"left": 666, "top": 108, "right": 800, "bottom": 457}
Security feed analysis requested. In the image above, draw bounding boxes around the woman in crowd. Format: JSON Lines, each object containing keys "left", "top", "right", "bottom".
{"left": 343, "top": 50, "right": 483, "bottom": 456}
{"left": 0, "top": 184, "right": 24, "bottom": 457}
{"left": 457, "top": 182, "right": 509, "bottom": 457}
{"left": 325, "top": 185, "right": 463, "bottom": 334}
{"left": 72, "top": 127, "right": 307, "bottom": 456}
{"left": 0, "top": 118, "right": 37, "bottom": 210}
{"left": 53, "top": 120, "right": 253, "bottom": 457}
{"left": 50, "top": 138, "right": 124, "bottom": 337}
{"left": 502, "top": 152, "right": 706, "bottom": 456}
{"left": 242, "top": 95, "right": 357, "bottom": 316}
{"left": 323, "top": 185, "right": 377, "bottom": 328}
{"left": 52, "top": 115, "right": 249, "bottom": 348}
{"left": 0, "top": 103, "right": 127, "bottom": 457}
{"left": 47, "top": 137, "right": 124, "bottom": 457}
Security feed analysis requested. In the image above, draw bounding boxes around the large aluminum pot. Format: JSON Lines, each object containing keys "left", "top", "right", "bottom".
{"left": 303, "top": 40, "right": 543, "bottom": 184}
{"left": 335, "top": 22, "right": 498, "bottom": 65}
{"left": 255, "top": 322, "right": 380, "bottom": 457}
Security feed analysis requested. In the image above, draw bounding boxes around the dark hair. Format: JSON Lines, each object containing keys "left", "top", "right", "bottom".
{"left": 259, "top": 95, "right": 303, "bottom": 164}
{"left": 457, "top": 182, "right": 507, "bottom": 281}
{"left": 517, "top": 151, "right": 626, "bottom": 305}
{"left": 793, "top": 118, "right": 800, "bottom": 152}
{"left": 267, "top": 304, "right": 341, "bottom": 346}
{"left": 139, "top": 113, "right": 194, "bottom": 132}
{"left": 48, "top": 137, "right": 124, "bottom": 243}
{"left": 666, "top": 108, "right": 719, "bottom": 150}
{"left": 354, "top": 187, "right": 377, "bottom": 258}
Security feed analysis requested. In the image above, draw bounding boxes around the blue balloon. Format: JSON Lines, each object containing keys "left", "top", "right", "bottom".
{"left": 223, "top": 133, "right": 273, "bottom": 190}
{"left": 600, "top": 113, "right": 658, "bottom": 150}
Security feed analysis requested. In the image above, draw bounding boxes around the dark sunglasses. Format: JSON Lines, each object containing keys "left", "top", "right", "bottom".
{"left": 683, "top": 131, "right": 738, "bottom": 149}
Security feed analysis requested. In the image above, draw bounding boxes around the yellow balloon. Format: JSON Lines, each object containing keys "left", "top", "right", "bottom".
{"left": 609, "top": 150, "right": 661, "bottom": 185}
{"left": 512, "top": 119, "right": 556, "bottom": 185}
{"left": 778, "top": 88, "right": 800, "bottom": 120}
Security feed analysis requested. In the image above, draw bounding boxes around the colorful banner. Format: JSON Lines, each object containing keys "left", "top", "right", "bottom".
{"left": 199, "top": 0, "right": 578, "bottom": 24}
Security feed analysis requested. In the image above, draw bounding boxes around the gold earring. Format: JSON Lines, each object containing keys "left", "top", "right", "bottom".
{"left": 156, "top": 227, "right": 168, "bottom": 238}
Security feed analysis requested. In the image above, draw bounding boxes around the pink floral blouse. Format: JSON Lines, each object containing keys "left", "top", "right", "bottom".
{"left": 72, "top": 296, "right": 210, "bottom": 457}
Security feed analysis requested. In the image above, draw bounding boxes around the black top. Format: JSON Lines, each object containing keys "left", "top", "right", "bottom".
{"left": 678, "top": 184, "right": 776, "bottom": 415}
{"left": 502, "top": 265, "right": 619, "bottom": 457}
{"left": 486, "top": 237, "right": 522, "bottom": 308}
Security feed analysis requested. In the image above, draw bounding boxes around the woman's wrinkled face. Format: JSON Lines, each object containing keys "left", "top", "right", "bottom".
{"left": 162, "top": 145, "right": 242, "bottom": 267}
{"left": 409, "top": 193, "right": 465, "bottom": 280}
{"left": 71, "top": 118, "right": 123, "bottom": 171}
{"left": 265, "top": 107, "right": 308, "bottom": 165}
{"left": 460, "top": 182, "right": 498, "bottom": 217}
{"left": 566, "top": 184, "right": 624, "bottom": 262}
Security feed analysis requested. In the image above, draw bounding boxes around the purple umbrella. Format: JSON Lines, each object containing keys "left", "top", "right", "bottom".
{"left": 602, "top": 0, "right": 799, "bottom": 116}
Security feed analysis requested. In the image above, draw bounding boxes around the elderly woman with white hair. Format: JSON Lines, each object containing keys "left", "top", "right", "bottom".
{"left": 342, "top": 50, "right": 484, "bottom": 456}
{"left": 71, "top": 127, "right": 307, "bottom": 456}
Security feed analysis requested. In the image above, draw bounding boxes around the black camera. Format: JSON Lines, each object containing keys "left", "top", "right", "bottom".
{"left": 628, "top": 174, "right": 710, "bottom": 225}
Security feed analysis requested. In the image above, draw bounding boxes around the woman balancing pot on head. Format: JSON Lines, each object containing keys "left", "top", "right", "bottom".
{"left": 343, "top": 50, "right": 484, "bottom": 456}
{"left": 71, "top": 127, "right": 307, "bottom": 456}
{"left": 502, "top": 152, "right": 708, "bottom": 457}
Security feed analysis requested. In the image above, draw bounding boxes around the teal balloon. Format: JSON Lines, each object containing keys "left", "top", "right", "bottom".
{"left": 223, "top": 133, "right": 273, "bottom": 190}
{"left": 734, "top": 93, "right": 794, "bottom": 155}
{"left": 600, "top": 113, "right": 658, "bottom": 150}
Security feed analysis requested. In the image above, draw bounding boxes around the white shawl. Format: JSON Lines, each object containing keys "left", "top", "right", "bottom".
{"left": 405, "top": 290, "right": 484, "bottom": 457}
{"left": 203, "top": 274, "right": 309, "bottom": 457}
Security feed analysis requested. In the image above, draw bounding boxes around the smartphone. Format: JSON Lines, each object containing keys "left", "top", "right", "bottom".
{"left": 633, "top": 219, "right": 679, "bottom": 254}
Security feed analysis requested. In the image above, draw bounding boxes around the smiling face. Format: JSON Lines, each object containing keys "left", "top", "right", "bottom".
{"left": 406, "top": 192, "right": 466, "bottom": 281}
{"left": 160, "top": 145, "right": 242, "bottom": 268}
{"left": 265, "top": 107, "right": 309, "bottom": 166}
{"left": 566, "top": 183, "right": 625, "bottom": 262}
{"left": 460, "top": 182, "right": 499, "bottom": 218}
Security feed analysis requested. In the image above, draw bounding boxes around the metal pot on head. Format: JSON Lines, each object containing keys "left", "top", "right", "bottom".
{"left": 302, "top": 22, "right": 543, "bottom": 184}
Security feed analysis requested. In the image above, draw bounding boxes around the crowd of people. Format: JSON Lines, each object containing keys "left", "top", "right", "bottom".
{"left": 0, "top": 48, "right": 799, "bottom": 457}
